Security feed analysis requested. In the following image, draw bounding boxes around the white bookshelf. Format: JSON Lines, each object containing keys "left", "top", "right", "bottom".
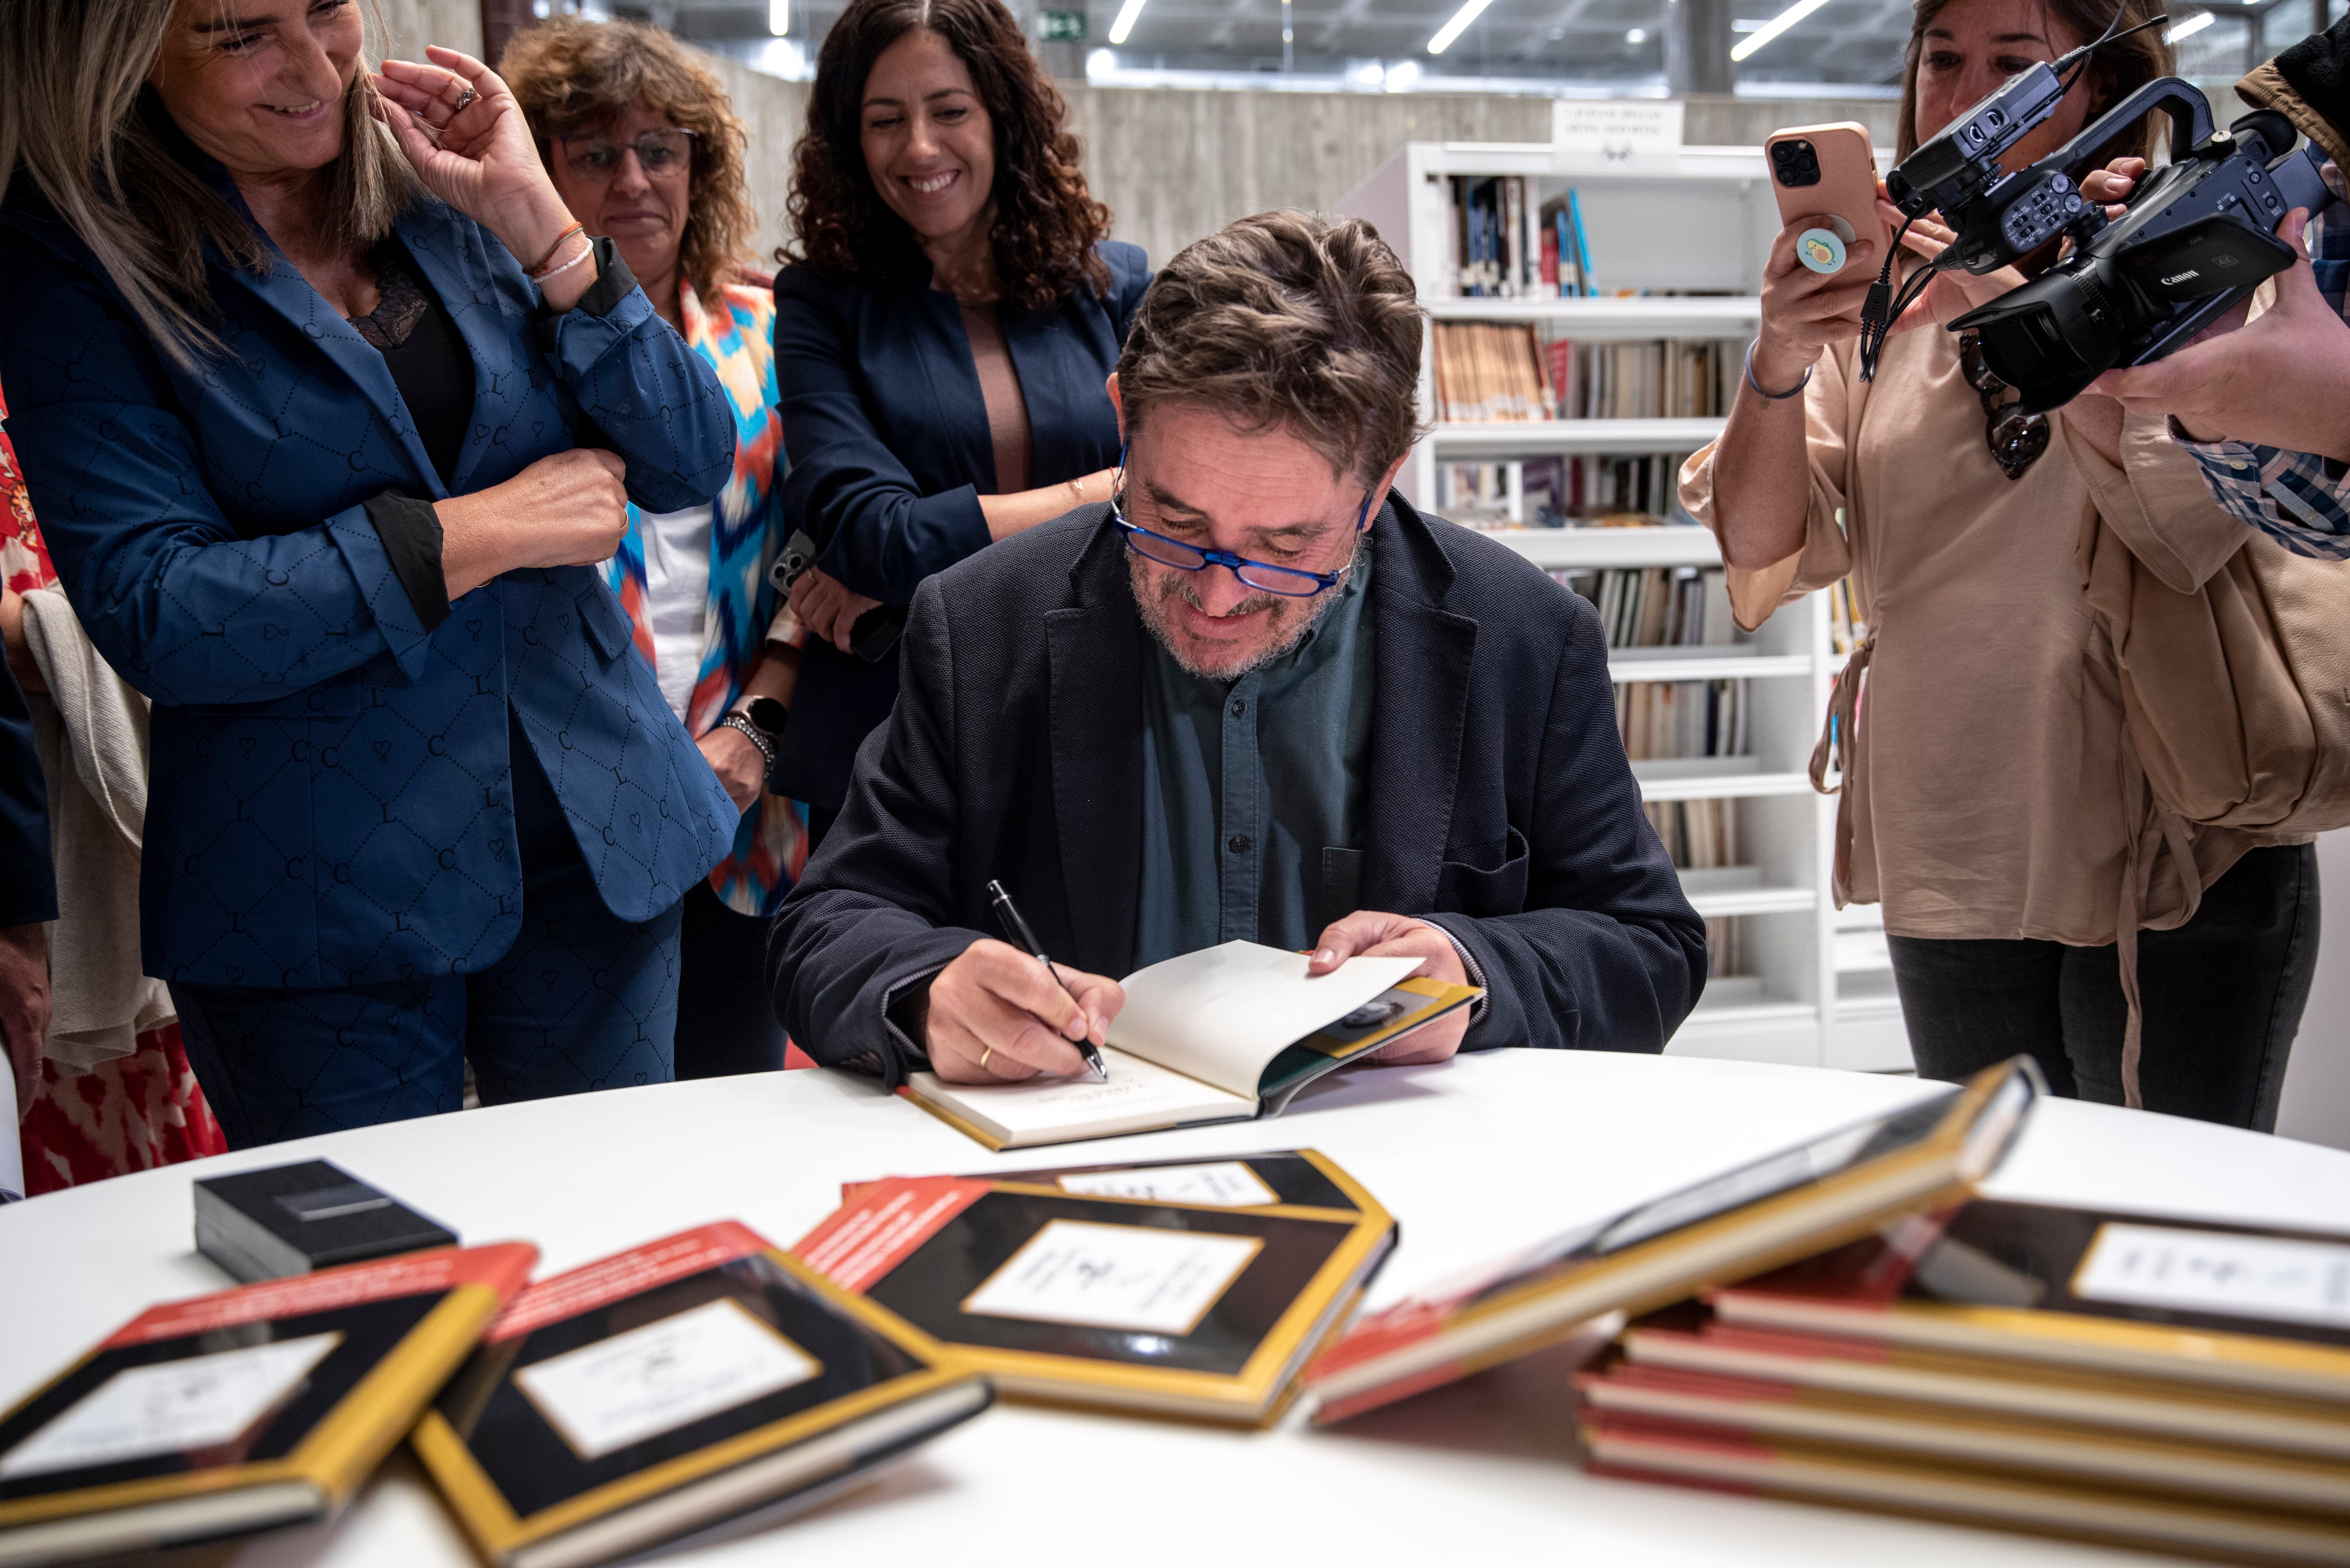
{"left": 1339, "top": 140, "right": 1912, "bottom": 1076}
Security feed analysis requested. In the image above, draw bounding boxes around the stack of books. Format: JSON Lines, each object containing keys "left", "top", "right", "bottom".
{"left": 1442, "top": 178, "right": 1593, "bottom": 297}
{"left": 1431, "top": 322, "right": 1557, "bottom": 422}
{"left": 1578, "top": 1201, "right": 2350, "bottom": 1562}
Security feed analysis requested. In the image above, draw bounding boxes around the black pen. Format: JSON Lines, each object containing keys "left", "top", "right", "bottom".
{"left": 985, "top": 879, "right": 1108, "bottom": 1081}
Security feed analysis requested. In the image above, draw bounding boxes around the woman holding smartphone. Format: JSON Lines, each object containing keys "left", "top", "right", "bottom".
{"left": 771, "top": 0, "right": 1148, "bottom": 835}
{"left": 1683, "top": 0, "right": 2319, "bottom": 1130}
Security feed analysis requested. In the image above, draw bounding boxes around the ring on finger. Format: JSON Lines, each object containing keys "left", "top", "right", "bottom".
{"left": 980, "top": 1046, "right": 993, "bottom": 1072}
{"left": 454, "top": 84, "right": 477, "bottom": 113}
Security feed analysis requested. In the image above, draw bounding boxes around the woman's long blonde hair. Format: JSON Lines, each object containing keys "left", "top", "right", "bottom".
{"left": 0, "top": 0, "right": 418, "bottom": 367}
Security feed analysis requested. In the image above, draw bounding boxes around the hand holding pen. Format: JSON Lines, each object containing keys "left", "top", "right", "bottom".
{"left": 917, "top": 882, "right": 1122, "bottom": 1084}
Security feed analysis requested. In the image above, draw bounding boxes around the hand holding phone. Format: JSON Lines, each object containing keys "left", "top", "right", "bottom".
{"left": 1765, "top": 124, "right": 1889, "bottom": 276}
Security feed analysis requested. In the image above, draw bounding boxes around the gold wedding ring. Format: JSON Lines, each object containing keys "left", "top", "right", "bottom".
{"left": 980, "top": 1046, "right": 993, "bottom": 1071}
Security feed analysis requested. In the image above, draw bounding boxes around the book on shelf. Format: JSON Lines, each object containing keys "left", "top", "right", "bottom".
{"left": 1578, "top": 1412, "right": 2350, "bottom": 1565}
{"left": 895, "top": 940, "right": 1480, "bottom": 1151}
{"left": 1428, "top": 331, "right": 1739, "bottom": 427}
{"left": 1559, "top": 565, "right": 1735, "bottom": 649}
{"left": 791, "top": 1157, "right": 1397, "bottom": 1424}
{"left": 1703, "top": 917, "right": 1746, "bottom": 982}
{"left": 1614, "top": 681, "right": 1745, "bottom": 762}
{"left": 410, "top": 1223, "right": 989, "bottom": 1568}
{"left": 1447, "top": 176, "right": 1581, "bottom": 298}
{"left": 1299, "top": 1059, "right": 2040, "bottom": 1424}
{"left": 1829, "top": 577, "right": 1868, "bottom": 657}
{"left": 0, "top": 1243, "right": 536, "bottom": 1567}
{"left": 1440, "top": 455, "right": 1694, "bottom": 529}
{"left": 1645, "top": 800, "right": 1743, "bottom": 871}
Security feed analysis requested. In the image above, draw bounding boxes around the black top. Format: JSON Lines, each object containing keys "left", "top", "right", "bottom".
{"left": 0, "top": 654, "right": 55, "bottom": 928}
{"left": 349, "top": 239, "right": 473, "bottom": 487}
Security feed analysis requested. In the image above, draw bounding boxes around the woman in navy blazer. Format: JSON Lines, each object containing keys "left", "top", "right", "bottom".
{"left": 0, "top": 4, "right": 736, "bottom": 1146}
{"left": 772, "top": 0, "right": 1149, "bottom": 820}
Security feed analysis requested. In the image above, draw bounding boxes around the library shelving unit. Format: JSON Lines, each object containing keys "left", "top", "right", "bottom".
{"left": 1338, "top": 140, "right": 1910, "bottom": 1074}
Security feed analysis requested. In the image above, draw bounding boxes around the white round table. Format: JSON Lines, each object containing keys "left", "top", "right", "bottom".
{"left": 8, "top": 1050, "right": 2348, "bottom": 1568}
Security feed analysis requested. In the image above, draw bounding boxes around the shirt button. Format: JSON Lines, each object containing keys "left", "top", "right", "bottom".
{"left": 1230, "top": 699, "right": 1246, "bottom": 717}
{"left": 1228, "top": 834, "right": 1252, "bottom": 854}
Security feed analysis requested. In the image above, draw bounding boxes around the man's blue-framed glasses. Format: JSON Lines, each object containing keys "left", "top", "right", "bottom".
{"left": 1109, "top": 444, "right": 1373, "bottom": 600}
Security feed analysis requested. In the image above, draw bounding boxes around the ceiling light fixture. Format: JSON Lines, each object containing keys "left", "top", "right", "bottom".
{"left": 1729, "top": 0, "right": 1832, "bottom": 60}
{"left": 767, "top": 0, "right": 787, "bottom": 32}
{"left": 1427, "top": 0, "right": 1498, "bottom": 55}
{"left": 2163, "top": 8, "right": 2214, "bottom": 39}
{"left": 1107, "top": 0, "right": 1148, "bottom": 43}
{"left": 1625, "top": 26, "right": 1648, "bottom": 41}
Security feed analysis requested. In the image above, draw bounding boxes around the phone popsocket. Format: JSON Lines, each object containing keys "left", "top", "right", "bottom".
{"left": 1797, "top": 216, "right": 1856, "bottom": 274}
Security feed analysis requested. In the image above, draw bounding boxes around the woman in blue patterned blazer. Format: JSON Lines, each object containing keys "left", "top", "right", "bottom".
{"left": 0, "top": 0, "right": 739, "bottom": 1147}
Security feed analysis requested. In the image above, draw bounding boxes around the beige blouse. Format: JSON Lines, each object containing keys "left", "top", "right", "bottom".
{"left": 1679, "top": 325, "right": 2296, "bottom": 947}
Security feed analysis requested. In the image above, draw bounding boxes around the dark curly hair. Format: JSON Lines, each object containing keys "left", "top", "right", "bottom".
{"left": 782, "top": 0, "right": 1111, "bottom": 310}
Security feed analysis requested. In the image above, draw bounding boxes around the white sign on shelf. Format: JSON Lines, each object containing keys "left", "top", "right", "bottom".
{"left": 1552, "top": 101, "right": 1685, "bottom": 169}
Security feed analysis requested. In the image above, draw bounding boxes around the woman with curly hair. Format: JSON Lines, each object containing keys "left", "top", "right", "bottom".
{"left": 503, "top": 17, "right": 808, "bottom": 1078}
{"left": 773, "top": 0, "right": 1149, "bottom": 831}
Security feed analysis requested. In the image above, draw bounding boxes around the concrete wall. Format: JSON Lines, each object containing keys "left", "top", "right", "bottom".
{"left": 692, "top": 62, "right": 1905, "bottom": 272}
{"left": 374, "top": 0, "right": 483, "bottom": 63}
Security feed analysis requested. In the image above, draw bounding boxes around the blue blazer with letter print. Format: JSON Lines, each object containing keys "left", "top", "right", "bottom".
{"left": 0, "top": 155, "right": 738, "bottom": 991}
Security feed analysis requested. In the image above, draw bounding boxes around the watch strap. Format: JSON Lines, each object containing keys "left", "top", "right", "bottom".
{"left": 717, "top": 711, "right": 775, "bottom": 782}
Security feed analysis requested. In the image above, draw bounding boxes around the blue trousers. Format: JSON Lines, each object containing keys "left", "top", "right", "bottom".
{"left": 172, "top": 713, "right": 683, "bottom": 1149}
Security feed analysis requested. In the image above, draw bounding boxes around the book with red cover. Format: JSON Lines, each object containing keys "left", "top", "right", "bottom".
{"left": 792, "top": 1162, "right": 1394, "bottom": 1424}
{"left": 1617, "top": 1317, "right": 2350, "bottom": 1460}
{"left": 1579, "top": 1410, "right": 2350, "bottom": 1564}
{"left": 410, "top": 1222, "right": 989, "bottom": 1568}
{"left": 0, "top": 1243, "right": 535, "bottom": 1567}
{"left": 1576, "top": 1355, "right": 2350, "bottom": 1515}
{"left": 1303, "top": 1060, "right": 2037, "bottom": 1424}
{"left": 1708, "top": 1198, "right": 2350, "bottom": 1404}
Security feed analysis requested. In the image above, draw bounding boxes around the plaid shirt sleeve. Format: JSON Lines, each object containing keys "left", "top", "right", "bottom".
{"left": 2173, "top": 192, "right": 2350, "bottom": 560}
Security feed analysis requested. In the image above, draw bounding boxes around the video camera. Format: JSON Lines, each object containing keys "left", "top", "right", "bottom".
{"left": 1864, "top": 16, "right": 2338, "bottom": 412}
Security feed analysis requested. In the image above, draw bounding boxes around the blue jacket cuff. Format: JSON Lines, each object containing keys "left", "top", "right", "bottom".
{"left": 326, "top": 500, "right": 439, "bottom": 682}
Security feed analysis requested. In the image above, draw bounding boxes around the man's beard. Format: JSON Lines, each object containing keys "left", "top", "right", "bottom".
{"left": 1129, "top": 539, "right": 1361, "bottom": 682}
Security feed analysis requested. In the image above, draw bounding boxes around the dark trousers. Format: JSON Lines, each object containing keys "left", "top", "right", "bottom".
{"left": 1887, "top": 843, "right": 2319, "bottom": 1131}
{"left": 172, "top": 713, "right": 683, "bottom": 1149}
{"left": 675, "top": 881, "right": 788, "bottom": 1077}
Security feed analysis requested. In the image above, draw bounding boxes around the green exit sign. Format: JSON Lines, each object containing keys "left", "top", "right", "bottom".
{"left": 1039, "top": 9, "right": 1087, "bottom": 41}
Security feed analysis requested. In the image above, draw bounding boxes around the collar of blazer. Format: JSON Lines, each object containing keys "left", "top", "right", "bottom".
{"left": 138, "top": 90, "right": 504, "bottom": 502}
{"left": 1044, "top": 493, "right": 1479, "bottom": 977}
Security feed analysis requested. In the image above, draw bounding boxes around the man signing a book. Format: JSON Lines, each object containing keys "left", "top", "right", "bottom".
{"left": 769, "top": 210, "right": 1707, "bottom": 1085}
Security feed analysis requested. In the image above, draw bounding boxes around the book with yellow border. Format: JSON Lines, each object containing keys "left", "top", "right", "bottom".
{"left": 1709, "top": 1199, "right": 2350, "bottom": 1404}
{"left": 792, "top": 1154, "right": 1396, "bottom": 1425}
{"left": 842, "top": 1149, "right": 1373, "bottom": 1213}
{"left": 1302, "top": 1058, "right": 2039, "bottom": 1423}
{"left": 410, "top": 1223, "right": 990, "bottom": 1568}
{"left": 0, "top": 1242, "right": 535, "bottom": 1568}
{"left": 1580, "top": 1412, "right": 2350, "bottom": 1565}
{"left": 898, "top": 940, "right": 1482, "bottom": 1151}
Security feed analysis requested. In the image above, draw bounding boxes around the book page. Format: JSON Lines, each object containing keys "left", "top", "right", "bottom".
{"left": 1111, "top": 943, "right": 1424, "bottom": 1097}
{"left": 909, "top": 1049, "right": 1255, "bottom": 1146}
{"left": 1058, "top": 1162, "right": 1278, "bottom": 1208}
{"left": 2070, "top": 1223, "right": 2350, "bottom": 1330}
{"left": 0, "top": 1331, "right": 342, "bottom": 1479}
{"left": 512, "top": 1297, "right": 821, "bottom": 1460}
{"left": 961, "top": 1219, "right": 1263, "bottom": 1334}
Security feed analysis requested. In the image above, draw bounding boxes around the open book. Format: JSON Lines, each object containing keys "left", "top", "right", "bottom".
{"left": 900, "top": 941, "right": 1483, "bottom": 1150}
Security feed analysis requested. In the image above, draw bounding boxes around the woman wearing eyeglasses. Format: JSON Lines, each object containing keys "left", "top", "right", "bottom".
{"left": 772, "top": 0, "right": 1149, "bottom": 835}
{"left": 503, "top": 18, "right": 810, "bottom": 1080}
{"left": 1683, "top": 0, "right": 2319, "bottom": 1131}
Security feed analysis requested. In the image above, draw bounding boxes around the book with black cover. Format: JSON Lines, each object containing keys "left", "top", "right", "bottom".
{"left": 1303, "top": 1059, "right": 2040, "bottom": 1423}
{"left": 793, "top": 1159, "right": 1396, "bottom": 1424}
{"left": 0, "top": 1243, "right": 535, "bottom": 1568}
{"left": 845, "top": 1150, "right": 1371, "bottom": 1213}
{"left": 1709, "top": 1198, "right": 2350, "bottom": 1403}
{"left": 194, "top": 1161, "right": 458, "bottom": 1283}
{"left": 411, "top": 1222, "right": 990, "bottom": 1568}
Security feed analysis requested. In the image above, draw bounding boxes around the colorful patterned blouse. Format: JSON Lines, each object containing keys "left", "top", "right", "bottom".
{"left": 601, "top": 275, "right": 807, "bottom": 916}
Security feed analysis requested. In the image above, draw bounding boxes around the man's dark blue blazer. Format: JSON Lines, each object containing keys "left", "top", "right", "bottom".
{"left": 0, "top": 172, "right": 738, "bottom": 991}
{"left": 770, "top": 497, "right": 1708, "bottom": 1084}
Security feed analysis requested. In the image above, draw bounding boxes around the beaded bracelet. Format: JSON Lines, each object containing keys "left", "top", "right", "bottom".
{"left": 524, "top": 221, "right": 585, "bottom": 278}
{"left": 531, "top": 234, "right": 596, "bottom": 288}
